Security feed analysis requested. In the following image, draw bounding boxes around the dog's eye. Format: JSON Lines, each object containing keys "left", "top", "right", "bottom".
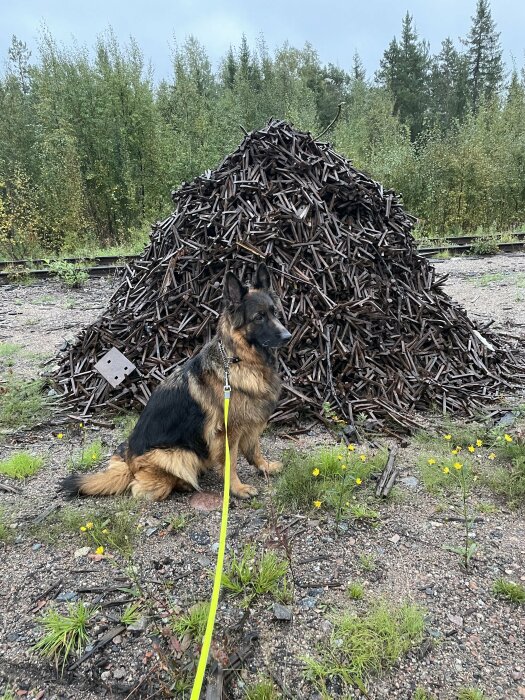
{"left": 252, "top": 313, "right": 265, "bottom": 322}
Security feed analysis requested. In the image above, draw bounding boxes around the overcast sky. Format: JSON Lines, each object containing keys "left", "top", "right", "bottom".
{"left": 2, "top": 1, "right": 524, "bottom": 80}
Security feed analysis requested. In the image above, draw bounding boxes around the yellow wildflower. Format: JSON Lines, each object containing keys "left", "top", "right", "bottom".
{"left": 95, "top": 546, "right": 104, "bottom": 555}
{"left": 80, "top": 526, "right": 87, "bottom": 532}
{"left": 101, "top": 529, "right": 109, "bottom": 534}
{"left": 359, "top": 454, "right": 367, "bottom": 462}
{"left": 312, "top": 468, "right": 320, "bottom": 477}
{"left": 451, "top": 449, "right": 458, "bottom": 455}
{"left": 341, "top": 464, "right": 347, "bottom": 470}
{"left": 91, "top": 454, "right": 97, "bottom": 460}
{"left": 337, "top": 454, "right": 343, "bottom": 460}
{"left": 86, "top": 522, "right": 94, "bottom": 530}
{"left": 355, "top": 478, "right": 362, "bottom": 485}
{"left": 79, "top": 422, "right": 84, "bottom": 428}
{"left": 455, "top": 446, "right": 462, "bottom": 452}
{"left": 57, "top": 433, "right": 64, "bottom": 439}
{"left": 476, "top": 439, "right": 483, "bottom": 447}
{"left": 347, "top": 444, "right": 355, "bottom": 451}
{"left": 444, "top": 434, "right": 452, "bottom": 441}
{"left": 453, "top": 462, "right": 463, "bottom": 470}
{"left": 504, "top": 434, "right": 513, "bottom": 443}
{"left": 468, "top": 445, "right": 475, "bottom": 453}
{"left": 313, "top": 500, "right": 322, "bottom": 509}
{"left": 443, "top": 467, "right": 450, "bottom": 474}
{"left": 488, "top": 453, "right": 496, "bottom": 460}
{"left": 428, "top": 458, "right": 436, "bottom": 465}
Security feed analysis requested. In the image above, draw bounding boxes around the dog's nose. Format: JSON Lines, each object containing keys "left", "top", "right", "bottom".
{"left": 280, "top": 330, "right": 292, "bottom": 344}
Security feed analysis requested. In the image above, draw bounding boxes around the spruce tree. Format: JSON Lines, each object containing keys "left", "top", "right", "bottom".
{"left": 464, "top": 0, "right": 503, "bottom": 109}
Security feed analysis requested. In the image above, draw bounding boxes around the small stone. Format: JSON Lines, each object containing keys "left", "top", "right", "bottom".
{"left": 128, "top": 616, "right": 148, "bottom": 632}
{"left": 112, "top": 635, "right": 122, "bottom": 644}
{"left": 389, "top": 534, "right": 401, "bottom": 544}
{"left": 197, "top": 556, "right": 211, "bottom": 567}
{"left": 319, "top": 619, "right": 333, "bottom": 635}
{"left": 273, "top": 603, "right": 292, "bottom": 621}
{"left": 517, "top": 687, "right": 525, "bottom": 697}
{"left": 299, "top": 596, "right": 316, "bottom": 609}
{"left": 189, "top": 530, "right": 211, "bottom": 546}
{"left": 145, "top": 527, "right": 158, "bottom": 537}
{"left": 100, "top": 671, "right": 111, "bottom": 681}
{"left": 32, "top": 543, "right": 42, "bottom": 551}
{"left": 400, "top": 476, "right": 419, "bottom": 488}
{"left": 512, "top": 671, "right": 523, "bottom": 681}
{"left": 190, "top": 491, "right": 222, "bottom": 511}
{"left": 56, "top": 591, "right": 77, "bottom": 602}
{"left": 113, "top": 668, "right": 126, "bottom": 680}
{"left": 447, "top": 613, "right": 463, "bottom": 627}
{"left": 74, "top": 546, "right": 90, "bottom": 559}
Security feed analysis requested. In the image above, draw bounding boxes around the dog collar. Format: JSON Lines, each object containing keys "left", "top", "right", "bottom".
{"left": 218, "top": 340, "right": 240, "bottom": 392}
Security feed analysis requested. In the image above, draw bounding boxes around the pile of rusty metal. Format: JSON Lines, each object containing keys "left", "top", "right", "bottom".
{"left": 52, "top": 119, "right": 524, "bottom": 430}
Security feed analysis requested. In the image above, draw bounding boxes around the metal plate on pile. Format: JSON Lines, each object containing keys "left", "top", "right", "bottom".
{"left": 94, "top": 348, "right": 136, "bottom": 388}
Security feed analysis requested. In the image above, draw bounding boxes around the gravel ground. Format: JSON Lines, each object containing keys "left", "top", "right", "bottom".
{"left": 1, "top": 256, "right": 525, "bottom": 700}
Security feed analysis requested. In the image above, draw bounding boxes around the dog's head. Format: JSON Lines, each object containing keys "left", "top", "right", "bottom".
{"left": 223, "top": 263, "right": 291, "bottom": 349}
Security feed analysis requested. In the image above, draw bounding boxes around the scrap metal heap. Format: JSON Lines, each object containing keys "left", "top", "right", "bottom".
{"left": 52, "top": 120, "right": 524, "bottom": 430}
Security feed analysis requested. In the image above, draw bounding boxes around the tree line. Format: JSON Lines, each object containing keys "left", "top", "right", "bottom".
{"left": 1, "top": 0, "right": 524, "bottom": 257}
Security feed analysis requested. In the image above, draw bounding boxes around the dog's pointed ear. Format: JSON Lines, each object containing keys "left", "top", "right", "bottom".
{"left": 224, "top": 271, "right": 248, "bottom": 306}
{"left": 253, "top": 263, "right": 271, "bottom": 291}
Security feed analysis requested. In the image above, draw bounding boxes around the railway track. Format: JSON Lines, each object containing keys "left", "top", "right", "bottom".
{"left": 1, "top": 234, "right": 524, "bottom": 284}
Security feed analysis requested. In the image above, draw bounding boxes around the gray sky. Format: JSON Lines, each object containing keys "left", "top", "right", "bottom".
{"left": 2, "top": 1, "right": 524, "bottom": 80}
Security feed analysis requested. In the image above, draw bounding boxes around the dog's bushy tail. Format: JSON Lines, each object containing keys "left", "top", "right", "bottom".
{"left": 60, "top": 455, "right": 133, "bottom": 497}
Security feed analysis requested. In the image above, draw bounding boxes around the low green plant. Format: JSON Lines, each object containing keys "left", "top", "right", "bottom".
{"left": 0, "top": 452, "right": 44, "bottom": 478}
{"left": 0, "top": 342, "right": 22, "bottom": 359}
{"left": 276, "top": 444, "right": 385, "bottom": 519}
{"left": 0, "top": 374, "right": 50, "bottom": 429}
{"left": 457, "top": 688, "right": 487, "bottom": 700}
{"left": 47, "top": 259, "right": 88, "bottom": 288}
{"left": 473, "top": 272, "right": 505, "bottom": 287}
{"left": 245, "top": 678, "right": 279, "bottom": 700}
{"left": 440, "top": 459, "right": 478, "bottom": 570}
{"left": 0, "top": 508, "right": 12, "bottom": 542}
{"left": 78, "top": 506, "right": 137, "bottom": 557}
{"left": 169, "top": 514, "right": 189, "bottom": 531}
{"left": 413, "top": 688, "right": 436, "bottom": 700}
{"left": 470, "top": 238, "right": 499, "bottom": 256}
{"left": 171, "top": 601, "right": 210, "bottom": 641}
{"left": 358, "top": 553, "right": 376, "bottom": 572}
{"left": 33, "top": 601, "right": 97, "bottom": 672}
{"left": 0, "top": 685, "right": 16, "bottom": 700}
{"left": 120, "top": 602, "right": 142, "bottom": 626}
{"left": 221, "top": 544, "right": 289, "bottom": 607}
{"left": 348, "top": 503, "right": 380, "bottom": 523}
{"left": 347, "top": 581, "right": 365, "bottom": 600}
{"left": 69, "top": 439, "right": 104, "bottom": 471}
{"left": 492, "top": 578, "right": 525, "bottom": 604}
{"left": 304, "top": 600, "right": 425, "bottom": 694}
{"left": 483, "top": 432, "right": 525, "bottom": 505}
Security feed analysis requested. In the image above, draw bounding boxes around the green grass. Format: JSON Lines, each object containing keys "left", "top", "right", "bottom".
{"left": 69, "top": 439, "right": 105, "bottom": 471}
{"left": 482, "top": 435, "right": 525, "bottom": 505}
{"left": 171, "top": 601, "right": 210, "bottom": 641}
{"left": 33, "top": 500, "right": 138, "bottom": 556}
{"left": 347, "top": 581, "right": 365, "bottom": 600}
{"left": 358, "top": 553, "right": 376, "bottom": 572}
{"left": 472, "top": 272, "right": 505, "bottom": 287}
{"left": 114, "top": 411, "right": 139, "bottom": 439}
{"left": 0, "top": 452, "right": 44, "bottom": 478}
{"left": 276, "top": 444, "right": 386, "bottom": 514}
{"left": 0, "top": 374, "right": 50, "bottom": 429}
{"left": 221, "top": 543, "right": 289, "bottom": 607}
{"left": 457, "top": 688, "right": 487, "bottom": 700}
{"left": 413, "top": 689, "right": 436, "bottom": 700}
{"left": 0, "top": 342, "right": 22, "bottom": 358}
{"left": 33, "top": 601, "right": 97, "bottom": 672}
{"left": 0, "top": 686, "right": 16, "bottom": 700}
{"left": 417, "top": 452, "right": 474, "bottom": 494}
{"left": 0, "top": 508, "right": 12, "bottom": 542}
{"left": 305, "top": 600, "right": 425, "bottom": 693}
{"left": 348, "top": 502, "right": 380, "bottom": 523}
{"left": 492, "top": 578, "right": 525, "bottom": 604}
{"left": 120, "top": 602, "right": 142, "bottom": 627}
{"left": 245, "top": 678, "right": 279, "bottom": 700}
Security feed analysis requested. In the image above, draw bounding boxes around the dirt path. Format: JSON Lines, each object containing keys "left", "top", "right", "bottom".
{"left": 1, "top": 256, "right": 524, "bottom": 700}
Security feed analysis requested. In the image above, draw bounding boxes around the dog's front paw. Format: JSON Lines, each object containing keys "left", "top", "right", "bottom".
{"left": 258, "top": 459, "right": 283, "bottom": 474}
{"left": 232, "top": 482, "right": 259, "bottom": 499}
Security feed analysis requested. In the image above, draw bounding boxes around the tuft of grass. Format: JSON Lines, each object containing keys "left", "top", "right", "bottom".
{"left": 492, "top": 578, "right": 525, "bottom": 604}
{"left": 348, "top": 502, "right": 380, "bottom": 523}
{"left": 120, "top": 602, "right": 142, "bottom": 627}
{"left": 69, "top": 439, "right": 105, "bottom": 471}
{"left": 221, "top": 544, "right": 289, "bottom": 607}
{"left": 114, "top": 411, "right": 139, "bottom": 439}
{"left": 245, "top": 678, "right": 279, "bottom": 700}
{"left": 0, "top": 342, "right": 22, "bottom": 359}
{"left": 475, "top": 501, "right": 498, "bottom": 514}
{"left": 483, "top": 435, "right": 525, "bottom": 505}
{"left": 0, "top": 686, "right": 16, "bottom": 700}
{"left": 358, "top": 553, "right": 376, "bottom": 572}
{"left": 413, "top": 689, "right": 436, "bottom": 700}
{"left": 276, "top": 444, "right": 385, "bottom": 515}
{"left": 473, "top": 272, "right": 505, "bottom": 287}
{"left": 47, "top": 259, "right": 88, "bottom": 288}
{"left": 457, "top": 688, "right": 487, "bottom": 700}
{"left": 305, "top": 600, "right": 425, "bottom": 693}
{"left": 33, "top": 601, "right": 97, "bottom": 672}
{"left": 171, "top": 601, "right": 210, "bottom": 641}
{"left": 0, "top": 508, "right": 13, "bottom": 543}
{"left": 347, "top": 581, "right": 365, "bottom": 600}
{"left": 0, "top": 452, "right": 44, "bottom": 479}
{"left": 0, "top": 375, "right": 50, "bottom": 429}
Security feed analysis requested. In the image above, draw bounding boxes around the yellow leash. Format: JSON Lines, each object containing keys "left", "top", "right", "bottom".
{"left": 190, "top": 387, "right": 231, "bottom": 699}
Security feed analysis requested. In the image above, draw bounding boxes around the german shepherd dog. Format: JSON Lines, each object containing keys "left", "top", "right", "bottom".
{"left": 61, "top": 264, "right": 291, "bottom": 501}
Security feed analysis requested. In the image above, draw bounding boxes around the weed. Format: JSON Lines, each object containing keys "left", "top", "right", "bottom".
{"left": 47, "top": 259, "right": 88, "bottom": 288}
{"left": 33, "top": 601, "right": 97, "bottom": 672}
{"left": 413, "top": 689, "right": 436, "bottom": 700}
{"left": 120, "top": 602, "right": 142, "bottom": 626}
{"left": 472, "top": 272, "right": 505, "bottom": 287}
{"left": 434, "top": 249, "right": 450, "bottom": 259}
{"left": 492, "top": 578, "right": 525, "bottom": 604}
{"left": 0, "top": 374, "right": 50, "bottom": 429}
{"left": 78, "top": 505, "right": 137, "bottom": 557}
{"left": 0, "top": 342, "right": 22, "bottom": 359}
{"left": 245, "top": 678, "right": 279, "bottom": 700}
{"left": 221, "top": 544, "right": 289, "bottom": 607}
{"left": 358, "top": 553, "right": 376, "bottom": 572}
{"left": 171, "top": 601, "right": 210, "bottom": 641}
{"left": 0, "top": 686, "right": 16, "bottom": 700}
{"left": 348, "top": 502, "right": 380, "bottom": 523}
{"left": 304, "top": 600, "right": 425, "bottom": 693}
{"left": 475, "top": 501, "right": 498, "bottom": 514}
{"left": 347, "top": 581, "right": 365, "bottom": 600}
{"left": 456, "top": 688, "right": 487, "bottom": 700}
{"left": 483, "top": 432, "right": 525, "bottom": 505}
{"left": 114, "top": 411, "right": 139, "bottom": 438}
{"left": 470, "top": 238, "right": 499, "bottom": 256}
{"left": 0, "top": 452, "right": 44, "bottom": 478}
{"left": 69, "top": 439, "right": 105, "bottom": 471}
{"left": 440, "top": 459, "right": 478, "bottom": 570}
{"left": 169, "top": 514, "right": 189, "bottom": 531}
{"left": 276, "top": 444, "right": 385, "bottom": 518}
{"left": 0, "top": 508, "right": 13, "bottom": 542}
